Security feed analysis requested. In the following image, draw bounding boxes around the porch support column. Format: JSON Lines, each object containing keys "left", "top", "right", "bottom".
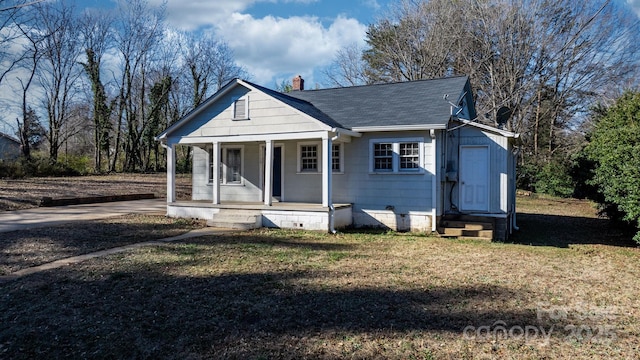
{"left": 212, "top": 141, "right": 220, "bottom": 205}
{"left": 264, "top": 140, "right": 273, "bottom": 206}
{"left": 166, "top": 142, "right": 176, "bottom": 203}
{"left": 322, "top": 135, "right": 332, "bottom": 207}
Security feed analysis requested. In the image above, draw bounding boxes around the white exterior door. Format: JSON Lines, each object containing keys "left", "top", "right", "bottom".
{"left": 459, "top": 146, "right": 489, "bottom": 212}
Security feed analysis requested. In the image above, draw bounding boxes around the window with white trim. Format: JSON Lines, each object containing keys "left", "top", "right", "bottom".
{"left": 209, "top": 146, "right": 244, "bottom": 184}
{"left": 233, "top": 97, "right": 248, "bottom": 120}
{"left": 399, "top": 142, "right": 420, "bottom": 170}
{"left": 299, "top": 144, "right": 318, "bottom": 172}
{"left": 332, "top": 143, "right": 342, "bottom": 172}
{"left": 373, "top": 143, "right": 393, "bottom": 171}
{"left": 297, "top": 142, "right": 344, "bottom": 173}
{"left": 370, "top": 138, "right": 424, "bottom": 173}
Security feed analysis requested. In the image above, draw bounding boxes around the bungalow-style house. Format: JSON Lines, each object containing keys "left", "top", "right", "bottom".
{"left": 157, "top": 75, "right": 519, "bottom": 240}
{"left": 0, "top": 132, "right": 20, "bottom": 160}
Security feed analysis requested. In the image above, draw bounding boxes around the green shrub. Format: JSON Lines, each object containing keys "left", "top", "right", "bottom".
{"left": 585, "top": 91, "right": 640, "bottom": 244}
{"left": 534, "top": 161, "right": 575, "bottom": 198}
{"left": 57, "top": 154, "right": 93, "bottom": 175}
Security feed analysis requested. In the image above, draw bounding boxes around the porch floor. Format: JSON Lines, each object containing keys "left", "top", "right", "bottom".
{"left": 169, "top": 200, "right": 352, "bottom": 212}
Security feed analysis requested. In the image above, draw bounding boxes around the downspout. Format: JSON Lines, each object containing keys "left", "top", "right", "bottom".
{"left": 329, "top": 131, "right": 341, "bottom": 234}
{"left": 511, "top": 146, "right": 521, "bottom": 232}
{"left": 430, "top": 129, "right": 437, "bottom": 233}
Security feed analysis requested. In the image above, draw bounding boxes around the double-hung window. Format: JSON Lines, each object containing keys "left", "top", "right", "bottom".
{"left": 332, "top": 143, "right": 342, "bottom": 172}
{"left": 209, "top": 146, "right": 244, "bottom": 184}
{"left": 299, "top": 144, "right": 318, "bottom": 172}
{"left": 373, "top": 143, "right": 393, "bottom": 171}
{"left": 297, "top": 142, "right": 344, "bottom": 173}
{"left": 370, "top": 138, "right": 424, "bottom": 173}
{"left": 399, "top": 142, "right": 420, "bottom": 170}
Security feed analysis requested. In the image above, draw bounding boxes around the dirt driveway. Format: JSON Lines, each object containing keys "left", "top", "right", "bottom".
{"left": 0, "top": 173, "right": 191, "bottom": 211}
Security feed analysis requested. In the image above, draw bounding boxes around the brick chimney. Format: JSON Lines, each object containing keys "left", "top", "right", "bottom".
{"left": 292, "top": 75, "right": 304, "bottom": 91}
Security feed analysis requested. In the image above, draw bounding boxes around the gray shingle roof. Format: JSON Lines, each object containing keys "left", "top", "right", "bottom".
{"left": 243, "top": 80, "right": 344, "bottom": 129}
{"left": 285, "top": 76, "right": 470, "bottom": 129}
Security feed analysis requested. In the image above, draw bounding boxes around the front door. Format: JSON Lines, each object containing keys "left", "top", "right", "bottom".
{"left": 272, "top": 146, "right": 282, "bottom": 198}
{"left": 459, "top": 146, "right": 489, "bottom": 212}
{"left": 261, "top": 145, "right": 283, "bottom": 201}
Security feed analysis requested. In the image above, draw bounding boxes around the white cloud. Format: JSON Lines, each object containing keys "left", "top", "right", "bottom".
{"left": 361, "top": 0, "right": 381, "bottom": 10}
{"left": 627, "top": 0, "right": 640, "bottom": 17}
{"left": 157, "top": 0, "right": 368, "bottom": 86}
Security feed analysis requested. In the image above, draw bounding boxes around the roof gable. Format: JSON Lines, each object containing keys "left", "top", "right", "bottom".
{"left": 157, "top": 79, "right": 342, "bottom": 141}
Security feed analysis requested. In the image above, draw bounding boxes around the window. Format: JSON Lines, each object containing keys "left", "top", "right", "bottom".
{"left": 225, "top": 148, "right": 242, "bottom": 183}
{"left": 399, "top": 142, "right": 420, "bottom": 170}
{"left": 209, "top": 146, "right": 244, "bottom": 184}
{"left": 233, "top": 97, "right": 248, "bottom": 120}
{"left": 370, "top": 138, "right": 424, "bottom": 173}
{"left": 332, "top": 143, "right": 342, "bottom": 172}
{"left": 373, "top": 143, "right": 393, "bottom": 171}
{"left": 297, "top": 141, "right": 344, "bottom": 173}
{"left": 300, "top": 144, "right": 318, "bottom": 172}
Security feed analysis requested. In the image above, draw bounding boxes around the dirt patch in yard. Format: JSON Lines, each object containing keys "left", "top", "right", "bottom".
{"left": 0, "top": 173, "right": 191, "bottom": 211}
{"left": 0, "top": 215, "right": 205, "bottom": 276}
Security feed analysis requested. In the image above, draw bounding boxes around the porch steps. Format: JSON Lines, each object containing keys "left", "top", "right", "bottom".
{"left": 206, "top": 209, "right": 262, "bottom": 230}
{"left": 438, "top": 217, "right": 494, "bottom": 240}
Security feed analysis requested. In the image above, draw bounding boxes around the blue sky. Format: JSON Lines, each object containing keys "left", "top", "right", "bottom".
{"left": 146, "top": 0, "right": 392, "bottom": 88}
{"left": 75, "top": 0, "right": 391, "bottom": 88}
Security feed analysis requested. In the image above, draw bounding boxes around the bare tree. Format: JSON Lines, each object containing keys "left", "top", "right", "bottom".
{"left": 110, "top": 0, "right": 165, "bottom": 172}
{"left": 79, "top": 9, "right": 114, "bottom": 172}
{"left": 362, "top": 0, "right": 640, "bottom": 164}
{"left": 0, "top": 0, "right": 32, "bottom": 85}
{"left": 322, "top": 43, "right": 370, "bottom": 87}
{"left": 13, "top": 7, "right": 43, "bottom": 160}
{"left": 363, "top": 0, "right": 463, "bottom": 82}
{"left": 35, "top": 1, "right": 83, "bottom": 163}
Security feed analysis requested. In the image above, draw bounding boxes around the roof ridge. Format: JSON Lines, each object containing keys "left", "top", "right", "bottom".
{"left": 297, "top": 74, "right": 469, "bottom": 93}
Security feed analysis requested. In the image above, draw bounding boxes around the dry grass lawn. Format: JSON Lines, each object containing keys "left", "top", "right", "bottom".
{"left": 0, "top": 191, "right": 638, "bottom": 359}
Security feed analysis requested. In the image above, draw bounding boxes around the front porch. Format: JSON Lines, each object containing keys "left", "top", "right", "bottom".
{"left": 166, "top": 201, "right": 353, "bottom": 231}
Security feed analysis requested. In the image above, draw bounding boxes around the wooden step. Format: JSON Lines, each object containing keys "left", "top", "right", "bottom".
{"left": 440, "top": 220, "right": 493, "bottom": 231}
{"left": 438, "top": 228, "right": 494, "bottom": 239}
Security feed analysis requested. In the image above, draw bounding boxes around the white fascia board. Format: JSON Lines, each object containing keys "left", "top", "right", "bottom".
{"left": 455, "top": 118, "right": 520, "bottom": 138}
{"left": 332, "top": 127, "right": 362, "bottom": 137}
{"left": 351, "top": 124, "right": 448, "bottom": 132}
{"left": 171, "top": 131, "right": 334, "bottom": 145}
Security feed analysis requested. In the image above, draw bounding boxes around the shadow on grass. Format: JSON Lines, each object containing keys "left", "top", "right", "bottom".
{"left": 0, "top": 217, "right": 203, "bottom": 275}
{"left": 510, "top": 212, "right": 636, "bottom": 248}
{"left": 0, "top": 268, "right": 547, "bottom": 359}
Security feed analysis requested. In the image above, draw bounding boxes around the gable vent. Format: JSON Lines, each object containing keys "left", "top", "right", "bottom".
{"left": 234, "top": 98, "right": 247, "bottom": 119}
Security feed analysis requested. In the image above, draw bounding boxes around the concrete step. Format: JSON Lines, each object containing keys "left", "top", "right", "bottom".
{"left": 206, "top": 210, "right": 262, "bottom": 230}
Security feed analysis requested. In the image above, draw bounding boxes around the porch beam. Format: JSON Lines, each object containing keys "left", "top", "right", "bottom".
{"left": 212, "top": 141, "right": 220, "bottom": 205}
{"left": 322, "top": 135, "right": 332, "bottom": 208}
{"left": 175, "top": 131, "right": 337, "bottom": 144}
{"left": 264, "top": 140, "right": 273, "bottom": 206}
{"left": 166, "top": 142, "right": 176, "bottom": 203}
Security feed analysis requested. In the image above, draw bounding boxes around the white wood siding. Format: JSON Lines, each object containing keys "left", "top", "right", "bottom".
{"left": 176, "top": 86, "right": 328, "bottom": 139}
{"left": 192, "top": 144, "right": 263, "bottom": 202}
{"left": 458, "top": 126, "right": 510, "bottom": 214}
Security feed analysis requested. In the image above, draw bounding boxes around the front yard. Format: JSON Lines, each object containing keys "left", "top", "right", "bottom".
{"left": 0, "top": 194, "right": 639, "bottom": 359}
